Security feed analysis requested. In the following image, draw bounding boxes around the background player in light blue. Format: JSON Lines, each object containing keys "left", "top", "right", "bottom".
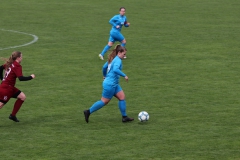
{"left": 98, "top": 7, "right": 130, "bottom": 60}
{"left": 85, "top": 45, "right": 134, "bottom": 123}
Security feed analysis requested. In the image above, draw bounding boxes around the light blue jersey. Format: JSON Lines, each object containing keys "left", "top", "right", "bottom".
{"left": 109, "top": 14, "right": 129, "bottom": 33}
{"left": 100, "top": 14, "right": 129, "bottom": 57}
{"left": 102, "top": 56, "right": 126, "bottom": 87}
{"left": 87, "top": 55, "right": 129, "bottom": 118}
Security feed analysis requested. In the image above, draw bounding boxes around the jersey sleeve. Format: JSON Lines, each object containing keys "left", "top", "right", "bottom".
{"left": 109, "top": 15, "right": 118, "bottom": 27}
{"left": 124, "top": 17, "right": 129, "bottom": 27}
{"left": 0, "top": 65, "right": 4, "bottom": 80}
{"left": 102, "top": 61, "right": 108, "bottom": 77}
{"left": 18, "top": 76, "right": 32, "bottom": 81}
{"left": 113, "top": 60, "right": 126, "bottom": 77}
{"left": 14, "top": 65, "right": 23, "bottom": 77}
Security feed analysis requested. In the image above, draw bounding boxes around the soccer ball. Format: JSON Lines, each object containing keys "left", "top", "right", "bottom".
{"left": 138, "top": 111, "right": 149, "bottom": 122}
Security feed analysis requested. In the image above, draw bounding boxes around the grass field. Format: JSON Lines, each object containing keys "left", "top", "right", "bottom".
{"left": 0, "top": 0, "right": 240, "bottom": 159}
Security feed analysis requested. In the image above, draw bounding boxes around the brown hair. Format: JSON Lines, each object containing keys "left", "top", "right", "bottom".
{"left": 107, "top": 45, "right": 126, "bottom": 64}
{"left": 119, "top": 7, "right": 126, "bottom": 11}
{"left": 0, "top": 51, "right": 22, "bottom": 69}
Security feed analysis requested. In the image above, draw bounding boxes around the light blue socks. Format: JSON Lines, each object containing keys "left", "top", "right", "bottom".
{"left": 118, "top": 100, "right": 127, "bottom": 116}
{"left": 89, "top": 100, "right": 105, "bottom": 114}
{"left": 121, "top": 43, "right": 126, "bottom": 47}
{"left": 101, "top": 45, "right": 111, "bottom": 56}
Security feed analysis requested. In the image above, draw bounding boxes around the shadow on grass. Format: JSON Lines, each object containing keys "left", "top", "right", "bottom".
{"left": 137, "top": 121, "right": 150, "bottom": 125}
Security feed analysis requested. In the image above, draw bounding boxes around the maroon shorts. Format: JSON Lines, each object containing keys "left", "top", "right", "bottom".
{"left": 0, "top": 84, "right": 21, "bottom": 104}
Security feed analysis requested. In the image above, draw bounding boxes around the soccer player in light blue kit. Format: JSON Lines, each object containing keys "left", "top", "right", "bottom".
{"left": 84, "top": 45, "right": 134, "bottom": 123}
{"left": 98, "top": 7, "right": 130, "bottom": 60}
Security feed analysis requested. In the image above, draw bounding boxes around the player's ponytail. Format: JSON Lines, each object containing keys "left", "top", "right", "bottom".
{"left": 5, "top": 51, "right": 21, "bottom": 69}
{"left": 108, "top": 44, "right": 121, "bottom": 64}
{"left": 108, "top": 45, "right": 126, "bottom": 64}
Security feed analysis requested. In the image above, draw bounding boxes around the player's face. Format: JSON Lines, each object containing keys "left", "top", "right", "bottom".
{"left": 118, "top": 50, "right": 126, "bottom": 59}
{"left": 17, "top": 54, "right": 23, "bottom": 63}
{"left": 119, "top": 9, "right": 125, "bottom": 16}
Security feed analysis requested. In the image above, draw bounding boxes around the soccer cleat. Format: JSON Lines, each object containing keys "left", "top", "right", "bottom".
{"left": 122, "top": 116, "right": 134, "bottom": 123}
{"left": 9, "top": 114, "right": 20, "bottom": 122}
{"left": 98, "top": 54, "right": 104, "bottom": 60}
{"left": 84, "top": 110, "right": 90, "bottom": 123}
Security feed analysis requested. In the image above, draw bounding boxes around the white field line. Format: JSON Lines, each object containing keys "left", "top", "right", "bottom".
{"left": 0, "top": 29, "right": 38, "bottom": 51}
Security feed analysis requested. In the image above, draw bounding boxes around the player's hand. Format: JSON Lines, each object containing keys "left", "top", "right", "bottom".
{"left": 124, "top": 76, "right": 128, "bottom": 82}
{"left": 116, "top": 25, "right": 120, "bottom": 28}
{"left": 127, "top": 23, "right": 130, "bottom": 26}
{"left": 31, "top": 74, "right": 35, "bottom": 79}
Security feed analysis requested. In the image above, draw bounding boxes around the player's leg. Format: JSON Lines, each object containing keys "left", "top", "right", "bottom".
{"left": 0, "top": 86, "right": 7, "bottom": 109}
{"left": 117, "top": 33, "right": 127, "bottom": 58}
{"left": 0, "top": 85, "right": 17, "bottom": 121}
{"left": 115, "top": 32, "right": 126, "bottom": 47}
{"left": 121, "top": 39, "right": 126, "bottom": 47}
{"left": 120, "top": 39, "right": 127, "bottom": 59}
{"left": 99, "top": 35, "right": 115, "bottom": 60}
{"left": 115, "top": 86, "right": 126, "bottom": 116}
{"left": 9, "top": 90, "right": 25, "bottom": 122}
{"left": 114, "top": 85, "right": 134, "bottom": 122}
{"left": 0, "top": 102, "right": 4, "bottom": 109}
{"left": 83, "top": 84, "right": 114, "bottom": 123}
{"left": 89, "top": 97, "right": 110, "bottom": 114}
{"left": 0, "top": 87, "right": 6, "bottom": 109}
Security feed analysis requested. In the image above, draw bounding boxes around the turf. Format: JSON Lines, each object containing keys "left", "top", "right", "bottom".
{"left": 0, "top": 0, "right": 240, "bottom": 159}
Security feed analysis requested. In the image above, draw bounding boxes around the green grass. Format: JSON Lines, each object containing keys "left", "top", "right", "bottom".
{"left": 0, "top": 0, "right": 240, "bottom": 159}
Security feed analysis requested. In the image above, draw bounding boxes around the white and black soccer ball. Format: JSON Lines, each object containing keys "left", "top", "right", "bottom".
{"left": 138, "top": 111, "right": 149, "bottom": 122}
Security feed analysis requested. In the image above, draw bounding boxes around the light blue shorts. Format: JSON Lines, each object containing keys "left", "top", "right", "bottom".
{"left": 102, "top": 83, "right": 122, "bottom": 99}
{"left": 108, "top": 31, "right": 125, "bottom": 43}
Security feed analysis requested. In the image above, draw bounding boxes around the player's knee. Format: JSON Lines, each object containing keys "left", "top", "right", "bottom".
{"left": 108, "top": 42, "right": 114, "bottom": 46}
{"left": 118, "top": 95, "right": 125, "bottom": 101}
{"left": 101, "top": 98, "right": 110, "bottom": 105}
{"left": 18, "top": 92, "right": 26, "bottom": 101}
{"left": 0, "top": 103, "right": 4, "bottom": 109}
{"left": 20, "top": 96, "right": 26, "bottom": 101}
{"left": 22, "top": 96, "right": 26, "bottom": 101}
{"left": 119, "top": 97, "right": 125, "bottom": 101}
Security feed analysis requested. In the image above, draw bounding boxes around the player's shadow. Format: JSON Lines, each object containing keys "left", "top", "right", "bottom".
{"left": 137, "top": 121, "right": 149, "bottom": 125}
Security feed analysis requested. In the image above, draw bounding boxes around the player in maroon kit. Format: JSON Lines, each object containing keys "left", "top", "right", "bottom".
{"left": 0, "top": 51, "right": 35, "bottom": 122}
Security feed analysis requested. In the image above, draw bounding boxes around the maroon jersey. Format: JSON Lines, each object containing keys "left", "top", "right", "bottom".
{"left": 2, "top": 61, "right": 23, "bottom": 87}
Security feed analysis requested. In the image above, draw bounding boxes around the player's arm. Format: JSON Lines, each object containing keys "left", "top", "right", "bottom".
{"left": 18, "top": 76, "right": 33, "bottom": 81}
{"left": 16, "top": 65, "right": 35, "bottom": 81}
{"left": 0, "top": 65, "right": 4, "bottom": 81}
{"left": 109, "top": 15, "right": 119, "bottom": 28}
{"left": 102, "top": 62, "right": 108, "bottom": 77}
{"left": 113, "top": 63, "right": 126, "bottom": 77}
